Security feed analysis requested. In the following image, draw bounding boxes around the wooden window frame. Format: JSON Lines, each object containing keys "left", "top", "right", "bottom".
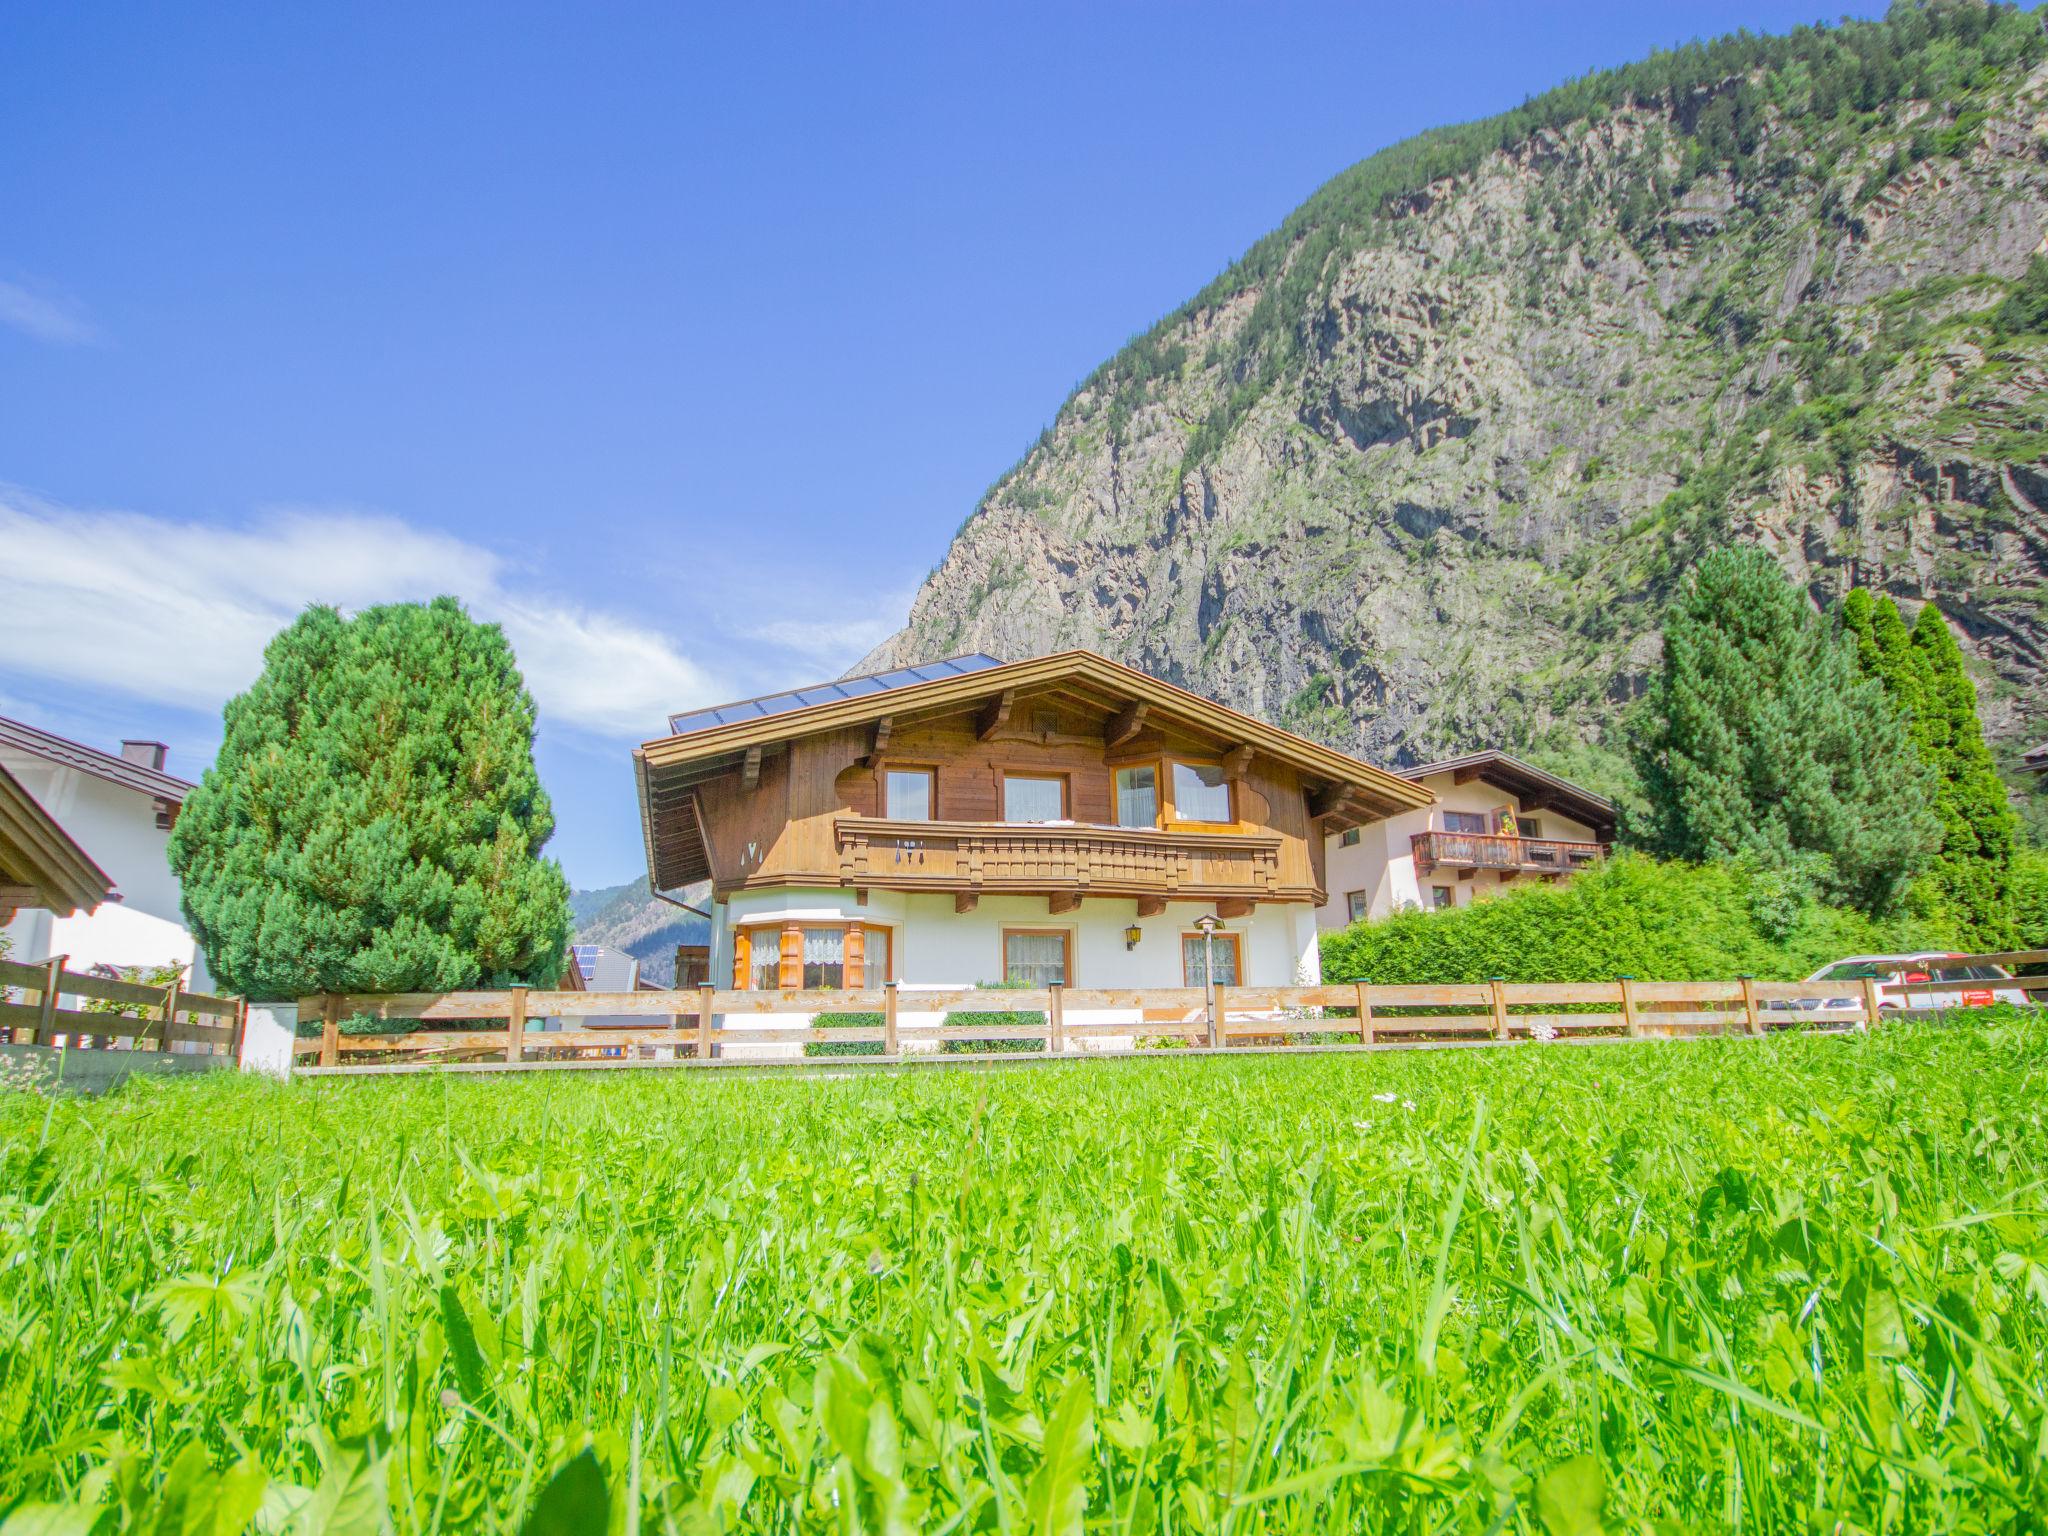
{"left": 999, "top": 769, "right": 1070, "bottom": 824}
{"left": 879, "top": 763, "right": 939, "bottom": 821}
{"left": 1110, "top": 761, "right": 1161, "bottom": 830}
{"left": 1345, "top": 890, "right": 1370, "bottom": 922}
{"left": 998, "top": 926, "right": 1074, "bottom": 987}
{"left": 1338, "top": 827, "right": 1361, "bottom": 848}
{"left": 735, "top": 920, "right": 894, "bottom": 989}
{"left": 1167, "top": 757, "right": 1236, "bottom": 828}
{"left": 1429, "top": 885, "right": 1454, "bottom": 910}
{"left": 1180, "top": 930, "right": 1243, "bottom": 987}
{"left": 1441, "top": 809, "right": 1489, "bottom": 835}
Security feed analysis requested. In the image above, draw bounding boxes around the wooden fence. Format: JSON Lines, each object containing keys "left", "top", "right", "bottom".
{"left": 289, "top": 949, "right": 2048, "bottom": 1076}
{"left": 0, "top": 955, "right": 247, "bottom": 1056}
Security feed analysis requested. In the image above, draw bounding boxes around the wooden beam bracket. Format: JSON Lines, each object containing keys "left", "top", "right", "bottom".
{"left": 1105, "top": 700, "right": 1150, "bottom": 749}
{"left": 975, "top": 689, "right": 1016, "bottom": 741}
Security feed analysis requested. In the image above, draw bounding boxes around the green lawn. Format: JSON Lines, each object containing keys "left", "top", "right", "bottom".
{"left": 3, "top": 1019, "right": 2046, "bottom": 1532}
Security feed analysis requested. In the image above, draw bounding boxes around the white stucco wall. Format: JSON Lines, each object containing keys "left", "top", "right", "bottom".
{"left": 705, "top": 888, "right": 1321, "bottom": 1057}
{"left": 0, "top": 751, "right": 211, "bottom": 992}
{"left": 1318, "top": 771, "right": 1602, "bottom": 931}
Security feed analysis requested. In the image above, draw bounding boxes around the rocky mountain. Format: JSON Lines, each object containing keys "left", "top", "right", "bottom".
{"left": 569, "top": 879, "right": 708, "bottom": 986}
{"left": 863, "top": 5, "right": 2048, "bottom": 803}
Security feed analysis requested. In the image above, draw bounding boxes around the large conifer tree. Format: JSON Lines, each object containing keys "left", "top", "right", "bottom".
{"left": 170, "top": 598, "right": 572, "bottom": 999}
{"left": 1633, "top": 549, "right": 1938, "bottom": 913}
{"left": 1907, "top": 602, "right": 2018, "bottom": 945}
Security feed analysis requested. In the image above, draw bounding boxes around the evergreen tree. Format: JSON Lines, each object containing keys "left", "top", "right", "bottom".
{"left": 1908, "top": 601, "right": 2019, "bottom": 946}
{"left": 1632, "top": 549, "right": 1939, "bottom": 913}
{"left": 169, "top": 598, "right": 572, "bottom": 1000}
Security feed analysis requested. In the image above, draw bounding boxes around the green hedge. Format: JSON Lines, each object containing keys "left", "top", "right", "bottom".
{"left": 1321, "top": 852, "right": 1959, "bottom": 986}
{"left": 805, "top": 1012, "right": 884, "bottom": 1058}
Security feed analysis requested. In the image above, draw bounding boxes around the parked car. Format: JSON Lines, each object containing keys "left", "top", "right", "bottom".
{"left": 1776, "top": 952, "right": 2027, "bottom": 1022}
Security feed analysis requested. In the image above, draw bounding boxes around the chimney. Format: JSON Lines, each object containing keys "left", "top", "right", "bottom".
{"left": 121, "top": 740, "right": 167, "bottom": 772}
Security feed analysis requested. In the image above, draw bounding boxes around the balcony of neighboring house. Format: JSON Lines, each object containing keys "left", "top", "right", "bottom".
{"left": 1410, "top": 827, "right": 1606, "bottom": 879}
{"left": 835, "top": 816, "right": 1286, "bottom": 908}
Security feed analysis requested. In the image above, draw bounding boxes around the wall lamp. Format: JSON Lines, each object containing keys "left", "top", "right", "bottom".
{"left": 1123, "top": 923, "right": 1143, "bottom": 950}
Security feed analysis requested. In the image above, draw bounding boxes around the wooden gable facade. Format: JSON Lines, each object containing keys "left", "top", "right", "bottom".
{"left": 635, "top": 651, "right": 1431, "bottom": 914}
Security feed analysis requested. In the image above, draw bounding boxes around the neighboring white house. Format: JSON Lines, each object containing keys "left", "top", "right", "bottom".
{"left": 0, "top": 717, "right": 212, "bottom": 990}
{"left": 1318, "top": 750, "right": 1616, "bottom": 930}
{"left": 634, "top": 650, "right": 1434, "bottom": 1053}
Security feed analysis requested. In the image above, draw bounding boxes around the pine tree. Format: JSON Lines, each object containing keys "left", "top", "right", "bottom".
{"left": 1909, "top": 602, "right": 2019, "bottom": 946}
{"left": 1633, "top": 549, "right": 1939, "bottom": 913}
{"left": 169, "top": 597, "right": 572, "bottom": 1000}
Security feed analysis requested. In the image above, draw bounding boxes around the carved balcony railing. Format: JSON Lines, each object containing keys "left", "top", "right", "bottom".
{"left": 1411, "top": 830, "right": 1607, "bottom": 876}
{"left": 836, "top": 817, "right": 1285, "bottom": 899}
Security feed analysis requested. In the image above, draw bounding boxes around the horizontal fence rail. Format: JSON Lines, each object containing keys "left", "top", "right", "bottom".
{"left": 282, "top": 957, "right": 2048, "bottom": 1076}
{"left": 0, "top": 956, "right": 246, "bottom": 1056}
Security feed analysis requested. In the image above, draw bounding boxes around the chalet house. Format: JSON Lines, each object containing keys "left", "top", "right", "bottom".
{"left": 1319, "top": 750, "right": 1617, "bottom": 928}
{"left": 0, "top": 717, "right": 211, "bottom": 989}
{"left": 634, "top": 652, "right": 1430, "bottom": 1028}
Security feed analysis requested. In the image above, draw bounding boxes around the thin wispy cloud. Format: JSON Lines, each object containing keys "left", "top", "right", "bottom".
{"left": 0, "top": 491, "right": 728, "bottom": 738}
{"left": 0, "top": 277, "right": 100, "bottom": 347}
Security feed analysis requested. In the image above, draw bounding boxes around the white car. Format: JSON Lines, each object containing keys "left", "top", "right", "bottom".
{"left": 1787, "top": 952, "right": 2028, "bottom": 1021}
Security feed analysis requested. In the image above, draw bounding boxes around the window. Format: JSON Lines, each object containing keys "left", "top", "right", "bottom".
{"left": 1181, "top": 932, "right": 1241, "bottom": 987}
{"left": 1339, "top": 827, "right": 1361, "bottom": 848}
{"left": 883, "top": 768, "right": 934, "bottom": 820}
{"left": 1443, "top": 811, "right": 1489, "bottom": 834}
{"left": 1519, "top": 817, "right": 1543, "bottom": 838}
{"left": 1430, "top": 885, "right": 1454, "bottom": 910}
{"left": 1114, "top": 765, "right": 1157, "bottom": 827}
{"left": 1002, "top": 773, "right": 1067, "bottom": 823}
{"left": 1002, "top": 929, "right": 1071, "bottom": 986}
{"left": 746, "top": 928, "right": 786, "bottom": 990}
{"left": 1346, "top": 891, "right": 1370, "bottom": 922}
{"left": 1172, "top": 761, "right": 1232, "bottom": 823}
{"left": 802, "top": 928, "right": 845, "bottom": 989}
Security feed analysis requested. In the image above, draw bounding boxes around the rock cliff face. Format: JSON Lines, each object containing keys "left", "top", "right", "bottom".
{"left": 864, "top": 12, "right": 2048, "bottom": 787}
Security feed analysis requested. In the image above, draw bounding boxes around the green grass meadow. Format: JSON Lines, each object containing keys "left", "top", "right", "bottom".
{"left": 3, "top": 1018, "right": 2047, "bottom": 1532}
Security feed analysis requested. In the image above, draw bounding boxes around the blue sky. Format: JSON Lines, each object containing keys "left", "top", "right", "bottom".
{"left": 1, "top": 0, "right": 1884, "bottom": 889}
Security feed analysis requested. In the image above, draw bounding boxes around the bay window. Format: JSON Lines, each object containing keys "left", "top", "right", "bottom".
{"left": 1113, "top": 765, "right": 1157, "bottom": 827}
{"left": 1171, "top": 761, "right": 1232, "bottom": 823}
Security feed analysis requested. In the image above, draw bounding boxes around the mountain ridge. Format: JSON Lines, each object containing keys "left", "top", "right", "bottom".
{"left": 863, "top": 3, "right": 2048, "bottom": 809}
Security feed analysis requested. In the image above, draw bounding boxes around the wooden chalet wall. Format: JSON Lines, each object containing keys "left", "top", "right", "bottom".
{"left": 687, "top": 690, "right": 1326, "bottom": 901}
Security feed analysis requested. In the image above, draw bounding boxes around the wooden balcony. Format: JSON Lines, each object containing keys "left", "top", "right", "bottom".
{"left": 836, "top": 816, "right": 1286, "bottom": 903}
{"left": 1411, "top": 829, "right": 1606, "bottom": 877}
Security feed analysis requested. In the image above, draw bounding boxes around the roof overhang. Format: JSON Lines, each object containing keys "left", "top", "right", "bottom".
{"left": 636, "top": 650, "right": 1433, "bottom": 893}
{"left": 1403, "top": 750, "right": 1618, "bottom": 838}
{"left": 0, "top": 762, "right": 117, "bottom": 917}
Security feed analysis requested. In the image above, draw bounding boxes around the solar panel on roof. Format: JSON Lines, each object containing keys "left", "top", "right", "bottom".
{"left": 665, "top": 653, "right": 1004, "bottom": 736}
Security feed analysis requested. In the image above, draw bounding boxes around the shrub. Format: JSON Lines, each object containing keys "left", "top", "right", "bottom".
{"left": 1321, "top": 852, "right": 1959, "bottom": 986}
{"left": 943, "top": 981, "right": 1044, "bottom": 1053}
{"left": 805, "top": 1013, "right": 885, "bottom": 1058}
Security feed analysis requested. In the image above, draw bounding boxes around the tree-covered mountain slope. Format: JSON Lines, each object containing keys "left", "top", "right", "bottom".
{"left": 862, "top": 4, "right": 2048, "bottom": 795}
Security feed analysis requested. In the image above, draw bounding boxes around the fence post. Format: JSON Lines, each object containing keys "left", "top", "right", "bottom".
{"left": 1353, "top": 979, "right": 1374, "bottom": 1047}
{"left": 1859, "top": 976, "right": 1883, "bottom": 1029}
{"left": 1738, "top": 974, "right": 1761, "bottom": 1037}
{"left": 884, "top": 981, "right": 900, "bottom": 1057}
{"left": 320, "top": 993, "right": 341, "bottom": 1067}
{"left": 1206, "top": 984, "right": 1222, "bottom": 1050}
{"left": 229, "top": 997, "right": 248, "bottom": 1064}
{"left": 1488, "top": 977, "right": 1509, "bottom": 1042}
{"left": 1046, "top": 982, "right": 1062, "bottom": 1055}
{"left": 33, "top": 955, "right": 66, "bottom": 1045}
{"left": 1619, "top": 976, "right": 1641, "bottom": 1039}
{"left": 697, "top": 982, "right": 715, "bottom": 1061}
{"left": 159, "top": 978, "right": 182, "bottom": 1054}
{"left": 505, "top": 985, "right": 528, "bottom": 1065}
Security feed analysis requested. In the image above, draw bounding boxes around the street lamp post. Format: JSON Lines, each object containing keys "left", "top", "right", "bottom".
{"left": 1194, "top": 913, "right": 1220, "bottom": 1048}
